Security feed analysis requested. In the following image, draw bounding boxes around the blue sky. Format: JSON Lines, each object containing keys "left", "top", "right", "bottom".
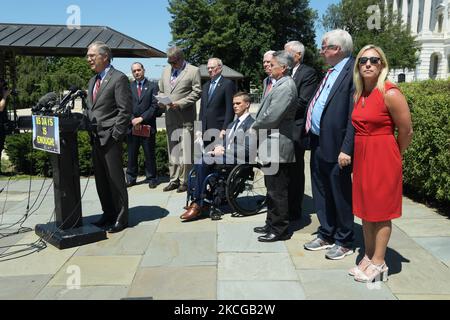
{"left": 0, "top": 0, "right": 337, "bottom": 79}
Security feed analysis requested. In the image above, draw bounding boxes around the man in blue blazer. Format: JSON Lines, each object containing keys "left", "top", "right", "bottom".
{"left": 198, "top": 58, "right": 236, "bottom": 145}
{"left": 302, "top": 29, "right": 355, "bottom": 259}
{"left": 181, "top": 92, "right": 255, "bottom": 222}
{"left": 126, "top": 62, "right": 159, "bottom": 189}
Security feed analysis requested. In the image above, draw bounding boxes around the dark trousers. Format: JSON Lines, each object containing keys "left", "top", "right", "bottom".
{"left": 265, "top": 163, "right": 293, "bottom": 236}
{"left": 310, "top": 135, "right": 354, "bottom": 248}
{"left": 288, "top": 143, "right": 305, "bottom": 221}
{"left": 126, "top": 133, "right": 157, "bottom": 182}
{"left": 93, "top": 137, "right": 129, "bottom": 225}
{"left": 193, "top": 163, "right": 214, "bottom": 202}
{"left": 0, "top": 130, "right": 4, "bottom": 172}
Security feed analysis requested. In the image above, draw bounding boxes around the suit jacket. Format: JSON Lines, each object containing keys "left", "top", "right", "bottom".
{"left": 291, "top": 64, "right": 318, "bottom": 144}
{"left": 302, "top": 58, "right": 355, "bottom": 162}
{"left": 253, "top": 76, "right": 298, "bottom": 164}
{"left": 223, "top": 115, "right": 256, "bottom": 164}
{"left": 262, "top": 76, "right": 273, "bottom": 97}
{"left": 199, "top": 76, "right": 235, "bottom": 133}
{"left": 158, "top": 63, "right": 202, "bottom": 127}
{"left": 130, "top": 78, "right": 159, "bottom": 134}
{"left": 87, "top": 67, "right": 132, "bottom": 146}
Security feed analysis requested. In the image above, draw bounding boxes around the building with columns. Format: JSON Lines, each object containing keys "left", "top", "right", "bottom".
{"left": 388, "top": 0, "right": 450, "bottom": 82}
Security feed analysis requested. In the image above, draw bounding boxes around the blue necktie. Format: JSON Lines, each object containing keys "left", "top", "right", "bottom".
{"left": 208, "top": 80, "right": 216, "bottom": 100}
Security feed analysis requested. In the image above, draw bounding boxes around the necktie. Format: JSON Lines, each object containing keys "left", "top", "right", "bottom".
{"left": 227, "top": 118, "right": 240, "bottom": 149}
{"left": 265, "top": 78, "right": 273, "bottom": 97}
{"left": 93, "top": 75, "right": 101, "bottom": 102}
{"left": 304, "top": 68, "right": 334, "bottom": 133}
{"left": 170, "top": 70, "right": 178, "bottom": 87}
{"left": 208, "top": 80, "right": 216, "bottom": 100}
{"left": 137, "top": 82, "right": 142, "bottom": 98}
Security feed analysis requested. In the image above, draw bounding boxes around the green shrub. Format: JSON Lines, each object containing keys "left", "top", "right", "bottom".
{"left": 399, "top": 80, "right": 450, "bottom": 209}
{"left": 5, "top": 130, "right": 170, "bottom": 178}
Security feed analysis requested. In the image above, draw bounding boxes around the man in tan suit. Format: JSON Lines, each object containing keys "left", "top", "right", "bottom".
{"left": 159, "top": 46, "right": 202, "bottom": 192}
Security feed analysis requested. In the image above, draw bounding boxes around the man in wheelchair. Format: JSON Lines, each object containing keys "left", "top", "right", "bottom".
{"left": 181, "top": 92, "right": 256, "bottom": 221}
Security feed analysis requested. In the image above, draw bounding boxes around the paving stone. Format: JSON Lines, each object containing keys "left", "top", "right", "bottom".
{"left": 165, "top": 193, "right": 192, "bottom": 217}
{"left": 402, "top": 199, "right": 443, "bottom": 219}
{"left": 218, "top": 222, "right": 286, "bottom": 253}
{"left": 75, "top": 224, "right": 157, "bottom": 256}
{"left": 128, "top": 266, "right": 216, "bottom": 300}
{"left": 0, "top": 275, "right": 52, "bottom": 299}
{"left": 141, "top": 232, "right": 216, "bottom": 267}
{"left": 413, "top": 237, "right": 450, "bottom": 264}
{"left": 394, "top": 219, "right": 450, "bottom": 237}
{"left": 0, "top": 233, "right": 77, "bottom": 276}
{"left": 218, "top": 253, "right": 298, "bottom": 281}
{"left": 298, "top": 270, "right": 396, "bottom": 300}
{"left": 219, "top": 213, "right": 266, "bottom": 224}
{"left": 35, "top": 285, "right": 129, "bottom": 300}
{"left": 0, "top": 230, "right": 27, "bottom": 255}
{"left": 48, "top": 255, "right": 141, "bottom": 286}
{"left": 218, "top": 281, "right": 306, "bottom": 300}
{"left": 157, "top": 216, "right": 217, "bottom": 233}
{"left": 386, "top": 248, "right": 450, "bottom": 295}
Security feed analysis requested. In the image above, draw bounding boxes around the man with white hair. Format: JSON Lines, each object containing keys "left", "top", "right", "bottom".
{"left": 198, "top": 57, "right": 236, "bottom": 145}
{"left": 262, "top": 50, "right": 276, "bottom": 97}
{"left": 284, "top": 40, "right": 318, "bottom": 223}
{"left": 302, "top": 29, "right": 355, "bottom": 260}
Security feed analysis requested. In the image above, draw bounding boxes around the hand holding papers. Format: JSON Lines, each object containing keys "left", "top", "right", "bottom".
{"left": 155, "top": 94, "right": 172, "bottom": 106}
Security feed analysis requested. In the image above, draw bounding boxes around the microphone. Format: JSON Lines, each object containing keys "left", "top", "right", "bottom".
{"left": 71, "top": 89, "right": 87, "bottom": 100}
{"left": 58, "top": 85, "right": 79, "bottom": 108}
{"left": 32, "top": 92, "right": 58, "bottom": 112}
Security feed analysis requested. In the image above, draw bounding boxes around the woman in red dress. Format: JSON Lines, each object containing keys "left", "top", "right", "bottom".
{"left": 350, "top": 45, "right": 413, "bottom": 282}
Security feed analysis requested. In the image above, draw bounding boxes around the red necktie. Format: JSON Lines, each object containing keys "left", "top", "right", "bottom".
{"left": 265, "top": 79, "right": 273, "bottom": 96}
{"left": 93, "top": 76, "right": 101, "bottom": 102}
{"left": 137, "top": 82, "right": 142, "bottom": 98}
{"left": 304, "top": 68, "right": 334, "bottom": 133}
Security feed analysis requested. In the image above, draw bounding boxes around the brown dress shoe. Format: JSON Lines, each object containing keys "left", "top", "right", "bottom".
{"left": 180, "top": 202, "right": 194, "bottom": 218}
{"left": 180, "top": 203, "right": 202, "bottom": 221}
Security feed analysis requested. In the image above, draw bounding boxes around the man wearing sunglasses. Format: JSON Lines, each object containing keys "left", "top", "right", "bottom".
{"left": 158, "top": 46, "right": 202, "bottom": 193}
{"left": 302, "top": 29, "right": 356, "bottom": 260}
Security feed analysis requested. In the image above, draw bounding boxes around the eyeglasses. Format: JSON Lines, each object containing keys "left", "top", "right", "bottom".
{"left": 321, "top": 45, "right": 338, "bottom": 52}
{"left": 359, "top": 57, "right": 382, "bottom": 65}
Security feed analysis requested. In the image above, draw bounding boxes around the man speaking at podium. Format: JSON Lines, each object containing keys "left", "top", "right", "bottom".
{"left": 86, "top": 41, "right": 132, "bottom": 233}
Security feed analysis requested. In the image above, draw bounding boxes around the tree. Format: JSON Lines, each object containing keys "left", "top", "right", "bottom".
{"left": 321, "top": 0, "right": 419, "bottom": 70}
{"left": 15, "top": 56, "right": 92, "bottom": 109}
{"left": 168, "top": 0, "right": 318, "bottom": 87}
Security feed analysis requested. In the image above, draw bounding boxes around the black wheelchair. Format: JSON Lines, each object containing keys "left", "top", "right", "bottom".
{"left": 186, "top": 164, "right": 267, "bottom": 220}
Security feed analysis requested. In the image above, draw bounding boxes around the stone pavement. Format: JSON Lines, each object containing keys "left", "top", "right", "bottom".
{"left": 0, "top": 152, "right": 449, "bottom": 300}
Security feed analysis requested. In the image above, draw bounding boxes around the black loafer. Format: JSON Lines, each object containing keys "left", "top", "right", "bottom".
{"left": 163, "top": 181, "right": 179, "bottom": 192}
{"left": 148, "top": 180, "right": 158, "bottom": 189}
{"left": 92, "top": 216, "right": 112, "bottom": 228}
{"left": 258, "top": 232, "right": 290, "bottom": 242}
{"left": 126, "top": 180, "right": 136, "bottom": 188}
{"left": 253, "top": 225, "right": 271, "bottom": 234}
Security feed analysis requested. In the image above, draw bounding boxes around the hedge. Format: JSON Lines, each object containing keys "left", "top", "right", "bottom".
{"left": 5, "top": 130, "right": 169, "bottom": 177}
{"left": 399, "top": 80, "right": 449, "bottom": 210}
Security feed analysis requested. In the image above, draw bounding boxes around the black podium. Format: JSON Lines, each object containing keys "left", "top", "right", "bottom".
{"left": 35, "top": 116, "right": 107, "bottom": 249}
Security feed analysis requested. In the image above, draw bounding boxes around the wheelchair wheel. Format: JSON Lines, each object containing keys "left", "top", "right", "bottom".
{"left": 226, "top": 164, "right": 266, "bottom": 216}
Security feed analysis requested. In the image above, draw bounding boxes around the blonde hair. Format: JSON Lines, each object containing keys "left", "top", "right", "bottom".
{"left": 353, "top": 45, "right": 390, "bottom": 102}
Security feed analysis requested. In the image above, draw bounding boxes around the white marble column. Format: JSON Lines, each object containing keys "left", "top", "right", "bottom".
{"left": 402, "top": 0, "right": 409, "bottom": 27}
{"left": 411, "top": 0, "right": 420, "bottom": 34}
{"left": 393, "top": 0, "right": 399, "bottom": 16}
{"left": 422, "top": 0, "right": 432, "bottom": 33}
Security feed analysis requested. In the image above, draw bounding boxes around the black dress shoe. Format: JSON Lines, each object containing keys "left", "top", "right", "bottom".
{"left": 258, "top": 232, "right": 290, "bottom": 242}
{"left": 148, "top": 179, "right": 158, "bottom": 189}
{"left": 92, "top": 216, "right": 112, "bottom": 228}
{"left": 126, "top": 180, "right": 136, "bottom": 188}
{"left": 163, "top": 181, "right": 179, "bottom": 192}
{"left": 254, "top": 224, "right": 271, "bottom": 234}
{"left": 107, "top": 221, "right": 128, "bottom": 233}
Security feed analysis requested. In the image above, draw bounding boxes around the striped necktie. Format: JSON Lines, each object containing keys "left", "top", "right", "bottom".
{"left": 304, "top": 68, "right": 334, "bottom": 133}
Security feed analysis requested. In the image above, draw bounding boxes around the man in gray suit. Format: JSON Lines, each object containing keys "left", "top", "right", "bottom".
{"left": 158, "top": 46, "right": 202, "bottom": 193}
{"left": 86, "top": 41, "right": 132, "bottom": 233}
{"left": 252, "top": 51, "right": 298, "bottom": 242}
